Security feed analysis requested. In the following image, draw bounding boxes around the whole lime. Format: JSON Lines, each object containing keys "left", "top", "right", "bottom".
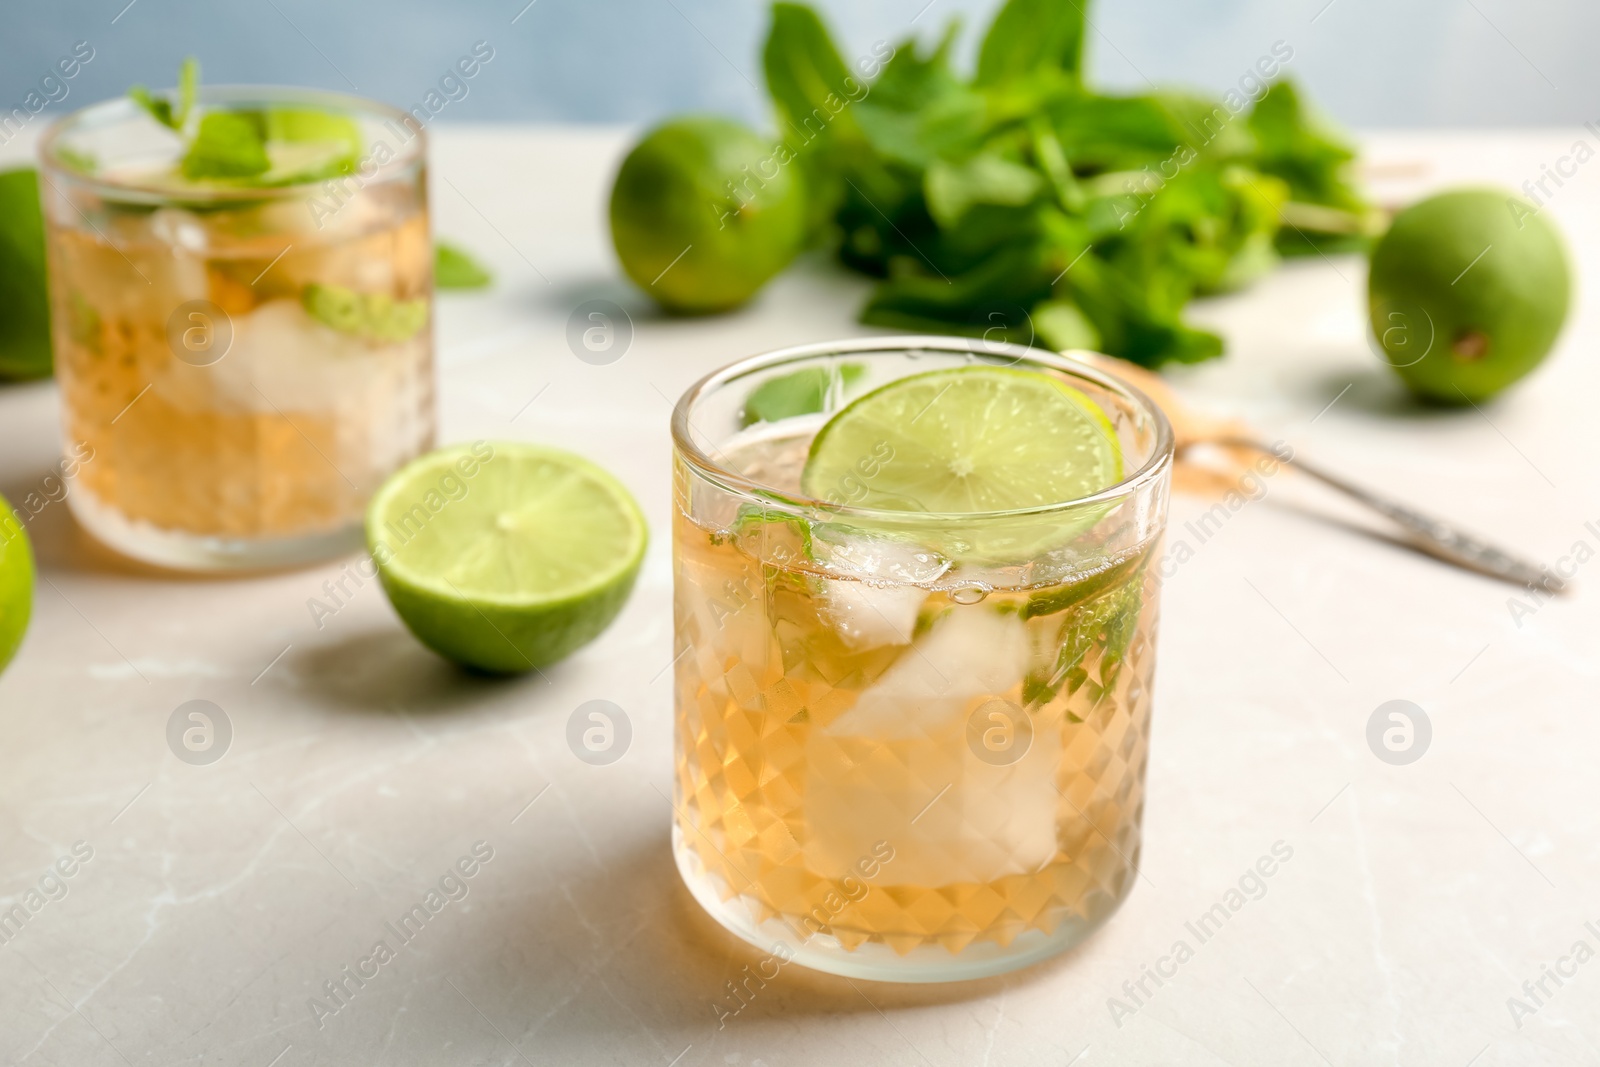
{"left": 0, "top": 168, "right": 53, "bottom": 381}
{"left": 0, "top": 494, "right": 34, "bottom": 675}
{"left": 1369, "top": 188, "right": 1571, "bottom": 403}
{"left": 609, "top": 116, "right": 805, "bottom": 314}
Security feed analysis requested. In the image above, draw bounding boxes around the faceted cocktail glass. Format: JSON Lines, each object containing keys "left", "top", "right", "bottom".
{"left": 670, "top": 337, "right": 1174, "bottom": 982}
{"left": 38, "top": 87, "right": 434, "bottom": 570}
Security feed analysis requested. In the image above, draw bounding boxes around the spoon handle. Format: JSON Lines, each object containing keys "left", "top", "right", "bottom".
{"left": 1209, "top": 437, "right": 1561, "bottom": 592}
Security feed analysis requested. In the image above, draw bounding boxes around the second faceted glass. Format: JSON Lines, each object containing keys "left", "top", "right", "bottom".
{"left": 39, "top": 86, "right": 434, "bottom": 570}
{"left": 671, "top": 337, "right": 1174, "bottom": 982}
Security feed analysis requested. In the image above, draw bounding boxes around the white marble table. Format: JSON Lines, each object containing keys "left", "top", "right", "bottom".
{"left": 1, "top": 127, "right": 1596, "bottom": 1067}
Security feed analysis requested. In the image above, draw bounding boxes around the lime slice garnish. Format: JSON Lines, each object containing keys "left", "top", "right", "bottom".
{"left": 802, "top": 365, "right": 1122, "bottom": 512}
{"left": 368, "top": 442, "right": 648, "bottom": 673}
{"left": 800, "top": 366, "right": 1123, "bottom": 559}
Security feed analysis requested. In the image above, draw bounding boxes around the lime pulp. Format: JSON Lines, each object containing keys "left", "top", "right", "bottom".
{"left": 802, "top": 366, "right": 1122, "bottom": 513}
{"left": 799, "top": 366, "right": 1124, "bottom": 561}
{"left": 368, "top": 442, "right": 648, "bottom": 673}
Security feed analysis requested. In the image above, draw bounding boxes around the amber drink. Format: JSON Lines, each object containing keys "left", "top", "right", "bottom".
{"left": 38, "top": 87, "right": 433, "bottom": 569}
{"left": 671, "top": 338, "right": 1174, "bottom": 981}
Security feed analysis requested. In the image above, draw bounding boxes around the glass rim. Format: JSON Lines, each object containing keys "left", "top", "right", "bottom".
{"left": 37, "top": 84, "right": 425, "bottom": 203}
{"left": 671, "top": 335, "right": 1176, "bottom": 524}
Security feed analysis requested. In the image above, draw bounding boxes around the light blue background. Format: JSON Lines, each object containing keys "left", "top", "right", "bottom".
{"left": 5, "top": 0, "right": 1597, "bottom": 130}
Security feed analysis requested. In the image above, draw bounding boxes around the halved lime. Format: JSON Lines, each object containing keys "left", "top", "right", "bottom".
{"left": 803, "top": 366, "right": 1121, "bottom": 508}
{"left": 368, "top": 442, "right": 648, "bottom": 673}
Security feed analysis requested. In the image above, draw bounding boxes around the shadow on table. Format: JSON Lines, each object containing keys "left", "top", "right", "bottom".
{"left": 0, "top": 474, "right": 333, "bottom": 582}
{"left": 284, "top": 627, "right": 534, "bottom": 716}
{"left": 540, "top": 275, "right": 665, "bottom": 324}
{"left": 0, "top": 471, "right": 164, "bottom": 578}
{"left": 1299, "top": 363, "right": 1486, "bottom": 421}
{"left": 490, "top": 828, "right": 1106, "bottom": 1050}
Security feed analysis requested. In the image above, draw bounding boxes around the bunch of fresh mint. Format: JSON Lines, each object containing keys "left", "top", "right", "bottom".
{"left": 762, "top": 0, "right": 1374, "bottom": 367}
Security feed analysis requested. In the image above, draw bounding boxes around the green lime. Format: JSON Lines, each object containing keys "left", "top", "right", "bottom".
{"left": 0, "top": 168, "right": 53, "bottom": 381}
{"left": 368, "top": 442, "right": 647, "bottom": 673}
{"left": 1369, "top": 188, "right": 1571, "bottom": 403}
{"left": 801, "top": 366, "right": 1123, "bottom": 558}
{"left": 609, "top": 116, "right": 805, "bottom": 314}
{"left": 0, "top": 495, "right": 34, "bottom": 675}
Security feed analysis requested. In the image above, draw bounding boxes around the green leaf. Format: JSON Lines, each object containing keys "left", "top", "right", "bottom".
{"left": 1046, "top": 93, "right": 1188, "bottom": 172}
{"left": 924, "top": 153, "right": 1045, "bottom": 228}
{"left": 763, "top": 3, "right": 862, "bottom": 146}
{"left": 1023, "top": 567, "right": 1144, "bottom": 709}
{"left": 302, "top": 283, "right": 429, "bottom": 342}
{"left": 128, "top": 85, "right": 175, "bottom": 130}
{"left": 761, "top": 3, "right": 866, "bottom": 239}
{"left": 0, "top": 168, "right": 52, "bottom": 381}
{"left": 181, "top": 111, "right": 270, "bottom": 180}
{"left": 740, "top": 363, "right": 865, "bottom": 426}
{"left": 861, "top": 239, "right": 1056, "bottom": 342}
{"left": 1032, "top": 299, "right": 1100, "bottom": 351}
{"left": 435, "top": 241, "right": 493, "bottom": 290}
{"left": 175, "top": 56, "right": 199, "bottom": 129}
{"left": 1247, "top": 79, "right": 1364, "bottom": 213}
{"left": 128, "top": 57, "right": 199, "bottom": 133}
{"left": 867, "top": 21, "right": 963, "bottom": 113}
{"left": 975, "top": 0, "right": 1087, "bottom": 87}
{"left": 55, "top": 146, "right": 98, "bottom": 174}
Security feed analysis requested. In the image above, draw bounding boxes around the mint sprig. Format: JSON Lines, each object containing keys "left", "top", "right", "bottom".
{"left": 128, "top": 58, "right": 361, "bottom": 185}
{"left": 129, "top": 56, "right": 198, "bottom": 132}
{"left": 182, "top": 112, "right": 270, "bottom": 180}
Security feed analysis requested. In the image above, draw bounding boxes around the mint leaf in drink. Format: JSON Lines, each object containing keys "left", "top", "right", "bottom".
{"left": 176, "top": 56, "right": 199, "bottom": 128}
{"left": 182, "top": 111, "right": 270, "bottom": 180}
{"left": 435, "top": 241, "right": 493, "bottom": 289}
{"left": 56, "top": 147, "right": 98, "bottom": 174}
{"left": 128, "top": 85, "right": 175, "bottom": 129}
{"left": 303, "top": 283, "right": 428, "bottom": 342}
{"left": 130, "top": 59, "right": 363, "bottom": 186}
{"left": 740, "top": 363, "right": 865, "bottom": 426}
{"left": 0, "top": 168, "right": 52, "bottom": 380}
{"left": 129, "top": 56, "right": 198, "bottom": 132}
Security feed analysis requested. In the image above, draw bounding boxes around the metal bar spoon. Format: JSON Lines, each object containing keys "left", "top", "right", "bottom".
{"left": 1079, "top": 353, "right": 1565, "bottom": 594}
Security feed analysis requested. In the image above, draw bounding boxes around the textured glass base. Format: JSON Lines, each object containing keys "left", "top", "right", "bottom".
{"left": 69, "top": 486, "right": 363, "bottom": 572}
{"left": 673, "top": 825, "right": 1128, "bottom": 983}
